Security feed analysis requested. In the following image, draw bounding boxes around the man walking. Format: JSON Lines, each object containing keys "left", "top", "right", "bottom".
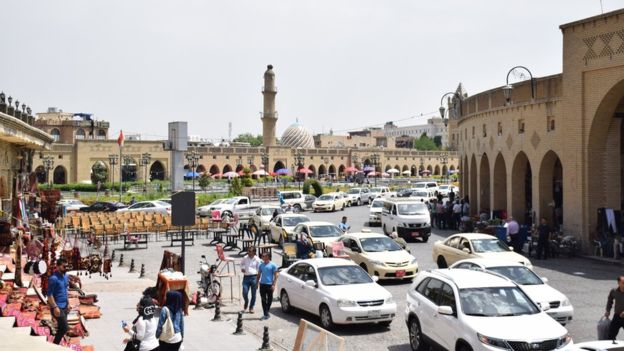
{"left": 257, "top": 252, "right": 278, "bottom": 320}
{"left": 505, "top": 217, "right": 521, "bottom": 253}
{"left": 338, "top": 216, "right": 350, "bottom": 233}
{"left": 241, "top": 246, "right": 261, "bottom": 313}
{"left": 605, "top": 276, "right": 624, "bottom": 339}
{"left": 47, "top": 258, "right": 69, "bottom": 344}
{"left": 536, "top": 218, "right": 551, "bottom": 260}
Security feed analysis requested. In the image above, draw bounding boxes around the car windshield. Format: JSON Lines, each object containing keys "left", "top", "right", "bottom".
{"left": 261, "top": 208, "right": 281, "bottom": 216}
{"left": 488, "top": 266, "right": 543, "bottom": 285}
{"left": 309, "top": 225, "right": 342, "bottom": 238}
{"left": 347, "top": 189, "right": 360, "bottom": 194}
{"left": 371, "top": 201, "right": 384, "bottom": 208}
{"left": 155, "top": 201, "right": 170, "bottom": 207}
{"left": 414, "top": 192, "right": 428, "bottom": 197}
{"left": 439, "top": 185, "right": 449, "bottom": 190}
{"left": 318, "top": 266, "right": 373, "bottom": 286}
{"left": 318, "top": 195, "right": 333, "bottom": 201}
{"left": 283, "top": 217, "right": 310, "bottom": 227}
{"left": 459, "top": 287, "right": 539, "bottom": 317}
{"left": 397, "top": 203, "right": 428, "bottom": 215}
{"left": 360, "top": 237, "right": 403, "bottom": 252}
{"left": 129, "top": 203, "right": 144, "bottom": 209}
{"left": 414, "top": 183, "right": 426, "bottom": 188}
{"left": 223, "top": 198, "right": 238, "bottom": 204}
{"left": 370, "top": 187, "right": 383, "bottom": 193}
{"left": 209, "top": 199, "right": 224, "bottom": 206}
{"left": 471, "top": 239, "right": 510, "bottom": 253}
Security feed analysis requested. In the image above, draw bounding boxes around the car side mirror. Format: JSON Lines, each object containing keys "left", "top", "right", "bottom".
{"left": 372, "top": 276, "right": 379, "bottom": 282}
{"left": 438, "top": 305, "right": 454, "bottom": 315}
{"left": 352, "top": 246, "right": 361, "bottom": 253}
{"left": 541, "top": 277, "right": 549, "bottom": 284}
{"left": 305, "top": 280, "right": 317, "bottom": 288}
{"left": 462, "top": 247, "right": 471, "bottom": 254}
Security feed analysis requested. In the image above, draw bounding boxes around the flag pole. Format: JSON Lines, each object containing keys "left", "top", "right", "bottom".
{"left": 118, "top": 130, "right": 123, "bottom": 203}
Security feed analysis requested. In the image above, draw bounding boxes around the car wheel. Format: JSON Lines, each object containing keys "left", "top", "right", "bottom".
{"left": 332, "top": 205, "right": 336, "bottom": 212}
{"left": 319, "top": 304, "right": 334, "bottom": 329}
{"left": 293, "top": 204, "right": 302, "bottom": 213}
{"left": 457, "top": 343, "right": 472, "bottom": 351}
{"left": 357, "top": 198, "right": 361, "bottom": 206}
{"left": 383, "top": 224, "right": 388, "bottom": 235}
{"left": 360, "top": 263, "right": 369, "bottom": 275}
{"left": 341, "top": 204, "right": 345, "bottom": 211}
{"left": 437, "top": 256, "right": 448, "bottom": 268}
{"left": 421, "top": 236, "right": 429, "bottom": 243}
{"left": 280, "top": 290, "right": 292, "bottom": 313}
{"left": 408, "top": 318, "right": 428, "bottom": 351}
{"left": 379, "top": 320, "right": 392, "bottom": 328}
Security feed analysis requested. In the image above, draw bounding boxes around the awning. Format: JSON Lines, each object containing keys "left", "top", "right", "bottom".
{"left": 0, "top": 112, "right": 53, "bottom": 150}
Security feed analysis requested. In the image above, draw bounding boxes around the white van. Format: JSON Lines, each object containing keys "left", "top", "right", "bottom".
{"left": 381, "top": 198, "right": 431, "bottom": 242}
{"left": 278, "top": 191, "right": 307, "bottom": 212}
{"left": 413, "top": 181, "right": 439, "bottom": 193}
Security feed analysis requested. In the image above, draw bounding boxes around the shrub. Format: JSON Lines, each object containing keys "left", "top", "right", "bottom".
{"left": 229, "top": 178, "right": 242, "bottom": 196}
{"left": 198, "top": 174, "right": 211, "bottom": 190}
{"left": 303, "top": 179, "right": 323, "bottom": 197}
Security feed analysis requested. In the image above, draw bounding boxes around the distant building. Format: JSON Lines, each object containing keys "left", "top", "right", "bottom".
{"left": 383, "top": 118, "right": 449, "bottom": 148}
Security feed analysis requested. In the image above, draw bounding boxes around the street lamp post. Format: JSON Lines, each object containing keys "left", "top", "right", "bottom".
{"left": 294, "top": 149, "right": 305, "bottom": 190}
{"left": 42, "top": 155, "right": 54, "bottom": 188}
{"left": 371, "top": 153, "right": 379, "bottom": 187}
{"left": 261, "top": 152, "right": 269, "bottom": 185}
{"left": 502, "top": 66, "right": 535, "bottom": 104}
{"left": 438, "top": 152, "right": 448, "bottom": 183}
{"left": 121, "top": 155, "right": 132, "bottom": 201}
{"left": 109, "top": 154, "right": 118, "bottom": 196}
{"left": 185, "top": 150, "right": 200, "bottom": 192}
{"left": 439, "top": 92, "right": 463, "bottom": 127}
{"left": 140, "top": 153, "right": 151, "bottom": 193}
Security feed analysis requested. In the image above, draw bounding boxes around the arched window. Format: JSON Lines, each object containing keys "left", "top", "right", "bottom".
{"left": 50, "top": 129, "right": 61, "bottom": 142}
{"left": 97, "top": 129, "right": 107, "bottom": 140}
{"left": 75, "top": 129, "right": 86, "bottom": 140}
{"left": 53, "top": 166, "right": 67, "bottom": 184}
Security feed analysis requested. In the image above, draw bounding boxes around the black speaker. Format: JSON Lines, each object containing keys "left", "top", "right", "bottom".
{"left": 171, "top": 191, "right": 196, "bottom": 226}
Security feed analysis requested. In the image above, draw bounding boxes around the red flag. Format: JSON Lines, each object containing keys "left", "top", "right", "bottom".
{"left": 117, "top": 130, "right": 124, "bottom": 147}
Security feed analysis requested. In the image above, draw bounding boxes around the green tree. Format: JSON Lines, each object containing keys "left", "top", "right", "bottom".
{"left": 413, "top": 133, "right": 439, "bottom": 151}
{"left": 433, "top": 136, "right": 442, "bottom": 148}
{"left": 198, "top": 174, "right": 211, "bottom": 190}
{"left": 233, "top": 133, "right": 263, "bottom": 146}
{"left": 230, "top": 177, "right": 243, "bottom": 196}
{"left": 91, "top": 164, "right": 108, "bottom": 185}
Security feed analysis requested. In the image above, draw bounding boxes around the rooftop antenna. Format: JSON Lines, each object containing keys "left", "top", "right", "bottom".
{"left": 228, "top": 122, "right": 232, "bottom": 141}
{"left": 600, "top": 0, "right": 604, "bottom": 13}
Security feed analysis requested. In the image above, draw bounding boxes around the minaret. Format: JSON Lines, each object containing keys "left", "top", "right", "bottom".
{"left": 262, "top": 65, "right": 277, "bottom": 147}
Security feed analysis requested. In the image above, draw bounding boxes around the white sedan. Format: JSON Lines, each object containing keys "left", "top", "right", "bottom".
{"left": 278, "top": 258, "right": 397, "bottom": 329}
{"left": 450, "top": 258, "right": 573, "bottom": 325}
{"left": 312, "top": 193, "right": 348, "bottom": 212}
{"left": 117, "top": 200, "right": 171, "bottom": 214}
{"left": 269, "top": 214, "right": 311, "bottom": 246}
{"left": 196, "top": 199, "right": 225, "bottom": 217}
{"left": 58, "top": 199, "right": 87, "bottom": 212}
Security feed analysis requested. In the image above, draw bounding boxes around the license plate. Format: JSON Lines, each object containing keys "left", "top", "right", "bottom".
{"left": 396, "top": 270, "right": 406, "bottom": 277}
{"left": 411, "top": 232, "right": 420, "bottom": 237}
{"left": 368, "top": 310, "right": 381, "bottom": 318}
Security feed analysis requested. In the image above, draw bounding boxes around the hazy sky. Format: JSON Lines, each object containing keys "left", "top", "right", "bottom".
{"left": 1, "top": 1, "right": 622, "bottom": 142}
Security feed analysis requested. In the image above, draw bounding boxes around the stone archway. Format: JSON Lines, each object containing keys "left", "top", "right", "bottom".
{"left": 121, "top": 157, "right": 137, "bottom": 182}
{"left": 402, "top": 165, "right": 409, "bottom": 174}
{"left": 539, "top": 151, "right": 563, "bottom": 228}
{"left": 209, "top": 164, "right": 220, "bottom": 175}
{"left": 223, "top": 164, "right": 233, "bottom": 173}
{"left": 411, "top": 165, "right": 417, "bottom": 176}
{"left": 511, "top": 152, "right": 532, "bottom": 224}
{"left": 479, "top": 154, "right": 491, "bottom": 213}
{"left": 426, "top": 165, "right": 433, "bottom": 174}
{"left": 469, "top": 155, "right": 477, "bottom": 215}
{"left": 235, "top": 164, "right": 244, "bottom": 173}
{"left": 442, "top": 165, "right": 448, "bottom": 176}
{"left": 434, "top": 165, "right": 441, "bottom": 176}
{"left": 53, "top": 166, "right": 67, "bottom": 184}
{"left": 273, "top": 161, "right": 285, "bottom": 173}
{"left": 35, "top": 166, "right": 47, "bottom": 183}
{"left": 196, "top": 164, "right": 206, "bottom": 173}
{"left": 318, "top": 164, "right": 327, "bottom": 176}
{"left": 150, "top": 161, "right": 166, "bottom": 180}
{"left": 385, "top": 165, "right": 392, "bottom": 172}
{"left": 328, "top": 165, "right": 336, "bottom": 176}
{"left": 493, "top": 153, "right": 507, "bottom": 216}
{"left": 308, "top": 164, "right": 316, "bottom": 178}
{"left": 338, "top": 165, "right": 346, "bottom": 177}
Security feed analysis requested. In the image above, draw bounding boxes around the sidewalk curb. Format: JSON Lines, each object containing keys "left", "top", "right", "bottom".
{"left": 580, "top": 255, "right": 623, "bottom": 266}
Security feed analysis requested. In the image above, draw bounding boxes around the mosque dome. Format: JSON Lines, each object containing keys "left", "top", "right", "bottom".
{"left": 281, "top": 121, "right": 315, "bottom": 148}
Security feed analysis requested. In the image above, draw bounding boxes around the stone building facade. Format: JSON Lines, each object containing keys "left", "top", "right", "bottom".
{"left": 456, "top": 9, "right": 624, "bottom": 247}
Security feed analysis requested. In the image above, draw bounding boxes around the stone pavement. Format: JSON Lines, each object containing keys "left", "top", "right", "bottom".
{"left": 79, "top": 261, "right": 285, "bottom": 351}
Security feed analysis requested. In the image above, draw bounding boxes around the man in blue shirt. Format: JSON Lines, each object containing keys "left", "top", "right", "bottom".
{"left": 256, "top": 252, "right": 278, "bottom": 320}
{"left": 338, "top": 216, "right": 350, "bottom": 232}
{"left": 47, "top": 258, "right": 69, "bottom": 344}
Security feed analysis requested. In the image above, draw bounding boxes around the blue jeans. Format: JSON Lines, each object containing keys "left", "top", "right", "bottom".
{"left": 242, "top": 275, "right": 257, "bottom": 309}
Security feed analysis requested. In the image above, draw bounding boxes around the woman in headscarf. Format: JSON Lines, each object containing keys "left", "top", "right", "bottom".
{"left": 123, "top": 296, "right": 160, "bottom": 351}
{"left": 156, "top": 291, "right": 184, "bottom": 351}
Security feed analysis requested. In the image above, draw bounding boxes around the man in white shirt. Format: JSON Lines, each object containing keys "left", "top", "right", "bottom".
{"left": 452, "top": 201, "right": 462, "bottom": 230}
{"left": 240, "top": 247, "right": 262, "bottom": 313}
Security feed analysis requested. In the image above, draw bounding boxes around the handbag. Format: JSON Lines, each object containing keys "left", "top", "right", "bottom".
{"left": 124, "top": 337, "right": 140, "bottom": 351}
{"left": 598, "top": 316, "right": 611, "bottom": 340}
{"left": 159, "top": 307, "right": 175, "bottom": 341}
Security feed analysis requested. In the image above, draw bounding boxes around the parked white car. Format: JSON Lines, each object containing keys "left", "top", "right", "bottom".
{"left": 58, "top": 199, "right": 87, "bottom": 212}
{"left": 346, "top": 187, "right": 372, "bottom": 206}
{"left": 278, "top": 258, "right": 397, "bottom": 329}
{"left": 248, "top": 205, "right": 283, "bottom": 231}
{"left": 450, "top": 258, "right": 573, "bottom": 325}
{"left": 437, "top": 184, "right": 459, "bottom": 197}
{"left": 292, "top": 221, "right": 344, "bottom": 249}
{"left": 269, "top": 214, "right": 311, "bottom": 246}
{"left": 279, "top": 190, "right": 307, "bottom": 212}
{"left": 405, "top": 268, "right": 571, "bottom": 351}
{"left": 409, "top": 190, "right": 437, "bottom": 203}
{"left": 196, "top": 199, "right": 226, "bottom": 217}
{"left": 312, "top": 193, "right": 348, "bottom": 212}
{"left": 369, "top": 198, "right": 384, "bottom": 226}
{"left": 370, "top": 186, "right": 396, "bottom": 199}
{"left": 117, "top": 200, "right": 171, "bottom": 214}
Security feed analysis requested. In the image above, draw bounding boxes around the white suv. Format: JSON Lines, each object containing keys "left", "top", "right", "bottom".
{"left": 346, "top": 187, "right": 372, "bottom": 206}
{"left": 279, "top": 191, "right": 307, "bottom": 212}
{"left": 405, "top": 268, "right": 571, "bottom": 351}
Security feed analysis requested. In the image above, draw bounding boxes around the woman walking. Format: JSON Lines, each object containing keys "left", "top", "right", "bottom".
{"left": 123, "top": 296, "right": 159, "bottom": 351}
{"left": 156, "top": 291, "right": 184, "bottom": 351}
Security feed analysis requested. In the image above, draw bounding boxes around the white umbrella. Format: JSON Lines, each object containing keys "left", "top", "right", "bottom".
{"left": 223, "top": 171, "right": 239, "bottom": 178}
{"left": 401, "top": 170, "right": 411, "bottom": 175}
{"left": 253, "top": 170, "right": 268, "bottom": 176}
{"left": 387, "top": 168, "right": 400, "bottom": 174}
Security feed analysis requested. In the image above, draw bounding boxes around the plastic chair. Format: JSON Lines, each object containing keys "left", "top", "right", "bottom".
{"left": 211, "top": 210, "right": 222, "bottom": 223}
